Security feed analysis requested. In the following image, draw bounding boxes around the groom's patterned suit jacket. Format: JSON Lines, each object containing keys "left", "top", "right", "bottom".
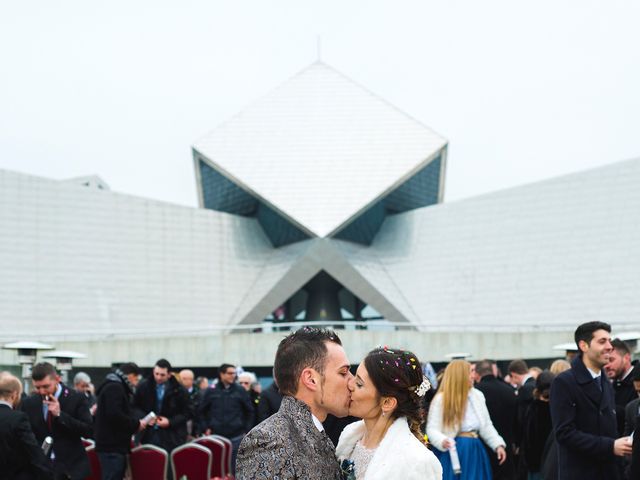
{"left": 236, "top": 396, "right": 342, "bottom": 480}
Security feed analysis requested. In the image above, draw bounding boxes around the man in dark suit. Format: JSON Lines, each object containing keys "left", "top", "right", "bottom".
{"left": 0, "top": 371, "right": 53, "bottom": 480}
{"left": 178, "top": 368, "right": 200, "bottom": 437}
{"left": 605, "top": 338, "right": 637, "bottom": 436}
{"left": 475, "top": 359, "right": 517, "bottom": 480}
{"left": 508, "top": 358, "right": 536, "bottom": 479}
{"left": 236, "top": 327, "right": 353, "bottom": 480}
{"left": 630, "top": 413, "right": 640, "bottom": 479}
{"left": 20, "top": 362, "right": 93, "bottom": 480}
{"left": 550, "top": 321, "right": 632, "bottom": 480}
{"left": 509, "top": 359, "right": 535, "bottom": 435}
{"left": 258, "top": 379, "right": 282, "bottom": 422}
{"left": 623, "top": 367, "right": 640, "bottom": 436}
{"left": 198, "top": 363, "right": 254, "bottom": 474}
{"left": 133, "top": 358, "right": 190, "bottom": 453}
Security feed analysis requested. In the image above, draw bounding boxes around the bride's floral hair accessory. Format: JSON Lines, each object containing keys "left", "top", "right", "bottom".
{"left": 374, "top": 346, "right": 429, "bottom": 395}
{"left": 414, "top": 376, "right": 432, "bottom": 397}
{"left": 365, "top": 346, "right": 428, "bottom": 442}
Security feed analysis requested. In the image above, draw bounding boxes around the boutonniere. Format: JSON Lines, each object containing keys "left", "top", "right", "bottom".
{"left": 340, "top": 459, "right": 356, "bottom": 480}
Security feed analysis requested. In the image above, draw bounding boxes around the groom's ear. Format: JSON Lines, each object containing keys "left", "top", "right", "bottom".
{"left": 300, "top": 367, "right": 319, "bottom": 391}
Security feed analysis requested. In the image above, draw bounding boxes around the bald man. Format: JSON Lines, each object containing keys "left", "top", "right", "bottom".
{"left": 0, "top": 372, "right": 53, "bottom": 479}
{"left": 179, "top": 369, "right": 199, "bottom": 437}
{"left": 179, "top": 369, "right": 195, "bottom": 391}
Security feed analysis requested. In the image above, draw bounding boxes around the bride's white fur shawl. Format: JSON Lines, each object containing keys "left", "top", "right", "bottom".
{"left": 335, "top": 417, "right": 442, "bottom": 480}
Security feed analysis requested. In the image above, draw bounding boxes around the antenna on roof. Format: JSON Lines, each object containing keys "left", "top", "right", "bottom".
{"left": 316, "top": 35, "right": 322, "bottom": 62}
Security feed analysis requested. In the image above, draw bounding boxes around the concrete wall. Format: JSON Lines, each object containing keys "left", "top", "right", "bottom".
{"left": 0, "top": 330, "right": 576, "bottom": 369}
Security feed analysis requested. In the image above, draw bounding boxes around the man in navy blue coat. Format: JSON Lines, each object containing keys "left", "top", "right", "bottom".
{"left": 550, "top": 321, "right": 632, "bottom": 480}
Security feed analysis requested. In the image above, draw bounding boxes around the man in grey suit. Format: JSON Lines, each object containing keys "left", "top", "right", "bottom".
{"left": 236, "top": 327, "right": 353, "bottom": 480}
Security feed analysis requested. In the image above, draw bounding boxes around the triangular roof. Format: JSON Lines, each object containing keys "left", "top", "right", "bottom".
{"left": 229, "top": 238, "right": 415, "bottom": 326}
{"left": 193, "top": 62, "right": 447, "bottom": 239}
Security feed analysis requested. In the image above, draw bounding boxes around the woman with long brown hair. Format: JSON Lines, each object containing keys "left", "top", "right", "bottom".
{"left": 426, "top": 360, "right": 507, "bottom": 480}
{"left": 336, "top": 347, "right": 442, "bottom": 479}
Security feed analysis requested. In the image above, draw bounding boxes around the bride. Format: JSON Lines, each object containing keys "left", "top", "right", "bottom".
{"left": 336, "top": 347, "right": 442, "bottom": 480}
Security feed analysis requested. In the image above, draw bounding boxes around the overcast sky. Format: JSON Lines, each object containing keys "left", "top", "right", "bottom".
{"left": 1, "top": 1, "right": 639, "bottom": 207}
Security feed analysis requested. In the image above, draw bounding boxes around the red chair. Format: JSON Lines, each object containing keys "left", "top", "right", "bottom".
{"left": 171, "top": 443, "right": 212, "bottom": 480}
{"left": 209, "top": 435, "right": 233, "bottom": 478}
{"left": 84, "top": 445, "right": 102, "bottom": 480}
{"left": 130, "top": 444, "right": 168, "bottom": 480}
{"left": 193, "top": 436, "right": 227, "bottom": 478}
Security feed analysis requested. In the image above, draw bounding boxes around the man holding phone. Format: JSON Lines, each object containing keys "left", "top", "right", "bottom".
{"left": 133, "top": 358, "right": 189, "bottom": 453}
{"left": 20, "top": 362, "right": 93, "bottom": 480}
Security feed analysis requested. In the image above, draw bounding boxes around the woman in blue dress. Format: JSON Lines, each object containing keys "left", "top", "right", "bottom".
{"left": 426, "top": 360, "right": 507, "bottom": 480}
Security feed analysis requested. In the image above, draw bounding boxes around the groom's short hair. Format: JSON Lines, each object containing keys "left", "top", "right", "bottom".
{"left": 273, "top": 327, "right": 342, "bottom": 396}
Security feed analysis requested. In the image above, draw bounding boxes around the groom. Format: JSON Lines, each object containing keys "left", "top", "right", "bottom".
{"left": 236, "top": 327, "right": 353, "bottom": 479}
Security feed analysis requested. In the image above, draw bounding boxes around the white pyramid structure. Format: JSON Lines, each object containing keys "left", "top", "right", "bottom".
{"left": 193, "top": 62, "right": 448, "bottom": 245}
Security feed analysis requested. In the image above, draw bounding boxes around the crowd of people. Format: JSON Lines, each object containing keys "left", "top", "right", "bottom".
{"left": 0, "top": 321, "right": 639, "bottom": 479}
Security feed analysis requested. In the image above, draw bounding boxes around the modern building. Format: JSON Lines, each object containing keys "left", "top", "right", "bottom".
{"left": 1, "top": 62, "right": 639, "bottom": 368}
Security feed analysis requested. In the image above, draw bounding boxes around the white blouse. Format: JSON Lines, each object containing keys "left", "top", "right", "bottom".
{"left": 426, "top": 388, "right": 506, "bottom": 452}
{"left": 349, "top": 440, "right": 376, "bottom": 480}
{"left": 460, "top": 391, "right": 482, "bottom": 431}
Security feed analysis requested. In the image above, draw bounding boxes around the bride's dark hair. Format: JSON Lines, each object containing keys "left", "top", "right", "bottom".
{"left": 364, "top": 347, "right": 427, "bottom": 443}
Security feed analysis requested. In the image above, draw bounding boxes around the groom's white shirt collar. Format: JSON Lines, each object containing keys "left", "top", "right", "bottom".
{"left": 311, "top": 413, "right": 324, "bottom": 432}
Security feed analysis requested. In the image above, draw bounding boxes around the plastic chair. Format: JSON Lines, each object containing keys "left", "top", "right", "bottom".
{"left": 130, "top": 444, "right": 168, "bottom": 480}
{"left": 209, "top": 435, "right": 233, "bottom": 478}
{"left": 193, "top": 436, "right": 227, "bottom": 478}
{"left": 171, "top": 442, "right": 212, "bottom": 480}
{"left": 85, "top": 445, "right": 102, "bottom": 480}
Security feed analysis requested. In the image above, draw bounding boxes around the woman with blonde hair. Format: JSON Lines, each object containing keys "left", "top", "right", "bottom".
{"left": 426, "top": 360, "right": 507, "bottom": 480}
{"left": 549, "top": 359, "right": 570, "bottom": 375}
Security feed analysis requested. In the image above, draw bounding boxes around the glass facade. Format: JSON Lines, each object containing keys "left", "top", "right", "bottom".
{"left": 199, "top": 158, "right": 257, "bottom": 215}
{"left": 199, "top": 159, "right": 310, "bottom": 247}
{"left": 199, "top": 155, "right": 442, "bottom": 247}
{"left": 333, "top": 155, "right": 442, "bottom": 245}
{"left": 256, "top": 202, "right": 310, "bottom": 247}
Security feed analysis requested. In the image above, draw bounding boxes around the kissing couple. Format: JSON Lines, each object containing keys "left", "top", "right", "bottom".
{"left": 235, "top": 327, "right": 442, "bottom": 480}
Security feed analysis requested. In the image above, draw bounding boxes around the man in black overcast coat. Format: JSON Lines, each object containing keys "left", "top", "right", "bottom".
{"left": 133, "top": 358, "right": 189, "bottom": 453}
{"left": 0, "top": 371, "right": 53, "bottom": 480}
{"left": 623, "top": 367, "right": 640, "bottom": 436}
{"left": 605, "top": 338, "right": 637, "bottom": 436}
{"left": 475, "top": 359, "right": 517, "bottom": 480}
{"left": 20, "top": 362, "right": 93, "bottom": 480}
{"left": 550, "top": 321, "right": 631, "bottom": 480}
{"left": 629, "top": 413, "right": 640, "bottom": 479}
{"left": 258, "top": 380, "right": 282, "bottom": 422}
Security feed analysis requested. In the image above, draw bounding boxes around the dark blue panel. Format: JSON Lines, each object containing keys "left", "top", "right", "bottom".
{"left": 384, "top": 155, "right": 442, "bottom": 213}
{"left": 256, "top": 203, "right": 311, "bottom": 247}
{"left": 199, "top": 159, "right": 311, "bottom": 247}
{"left": 332, "top": 200, "right": 386, "bottom": 245}
{"left": 199, "top": 160, "right": 257, "bottom": 215}
{"left": 332, "top": 155, "right": 442, "bottom": 245}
